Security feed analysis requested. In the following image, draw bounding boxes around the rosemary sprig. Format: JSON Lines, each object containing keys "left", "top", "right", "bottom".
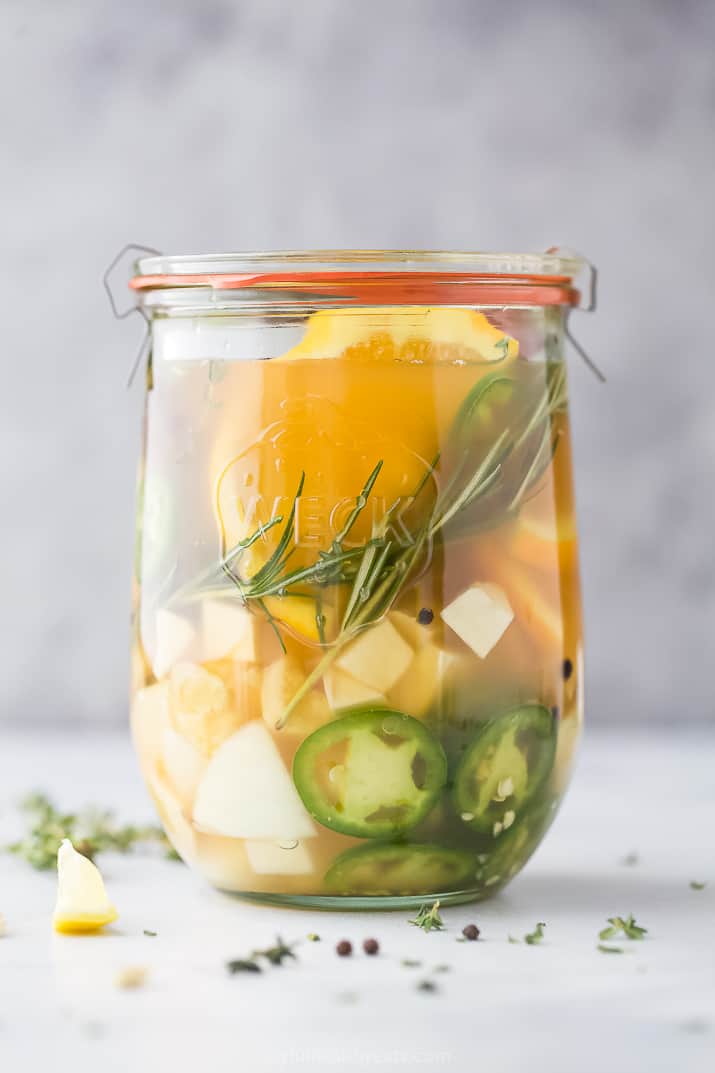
{"left": 168, "top": 514, "right": 285, "bottom": 607}
{"left": 174, "top": 361, "right": 569, "bottom": 727}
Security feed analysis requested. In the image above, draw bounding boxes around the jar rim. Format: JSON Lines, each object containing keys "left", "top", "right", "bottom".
{"left": 130, "top": 249, "right": 592, "bottom": 309}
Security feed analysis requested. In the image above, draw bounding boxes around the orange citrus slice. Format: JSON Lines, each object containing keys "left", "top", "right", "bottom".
{"left": 210, "top": 308, "right": 518, "bottom": 646}
{"left": 507, "top": 485, "right": 577, "bottom": 573}
{"left": 475, "top": 542, "right": 581, "bottom": 657}
{"left": 278, "top": 306, "right": 519, "bottom": 364}
{"left": 506, "top": 413, "right": 579, "bottom": 573}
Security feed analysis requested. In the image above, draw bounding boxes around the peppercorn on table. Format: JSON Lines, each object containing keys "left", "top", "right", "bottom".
{"left": 1, "top": 726, "right": 713, "bottom": 1073}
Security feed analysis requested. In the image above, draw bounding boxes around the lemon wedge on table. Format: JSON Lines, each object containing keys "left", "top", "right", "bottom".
{"left": 53, "top": 839, "right": 118, "bottom": 934}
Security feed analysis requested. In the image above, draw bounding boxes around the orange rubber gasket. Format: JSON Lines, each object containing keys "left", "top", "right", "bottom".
{"left": 129, "top": 271, "right": 580, "bottom": 307}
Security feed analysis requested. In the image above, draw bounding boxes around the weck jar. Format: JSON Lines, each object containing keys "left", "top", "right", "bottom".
{"left": 127, "top": 250, "right": 591, "bottom": 908}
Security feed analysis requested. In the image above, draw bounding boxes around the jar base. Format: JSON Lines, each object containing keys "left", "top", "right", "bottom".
{"left": 214, "top": 887, "right": 497, "bottom": 911}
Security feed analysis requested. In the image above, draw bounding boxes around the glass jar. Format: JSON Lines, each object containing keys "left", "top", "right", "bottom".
{"left": 128, "top": 250, "right": 590, "bottom": 908}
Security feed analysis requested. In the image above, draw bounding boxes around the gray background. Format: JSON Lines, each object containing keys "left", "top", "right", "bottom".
{"left": 2, "top": 0, "right": 713, "bottom": 728}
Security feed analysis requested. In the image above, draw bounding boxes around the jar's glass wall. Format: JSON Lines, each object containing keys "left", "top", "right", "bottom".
{"left": 130, "top": 302, "right": 583, "bottom": 906}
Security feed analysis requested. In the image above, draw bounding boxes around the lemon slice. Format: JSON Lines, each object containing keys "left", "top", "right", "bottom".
{"left": 53, "top": 839, "right": 118, "bottom": 934}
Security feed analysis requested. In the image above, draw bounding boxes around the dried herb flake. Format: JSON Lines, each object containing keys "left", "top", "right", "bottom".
{"left": 409, "top": 900, "right": 444, "bottom": 933}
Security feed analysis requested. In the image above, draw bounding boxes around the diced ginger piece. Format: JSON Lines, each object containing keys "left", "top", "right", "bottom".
{"left": 193, "top": 721, "right": 316, "bottom": 840}
{"left": 201, "top": 655, "right": 260, "bottom": 723}
{"left": 388, "top": 643, "right": 458, "bottom": 718}
{"left": 440, "top": 583, "right": 514, "bottom": 659}
{"left": 323, "top": 667, "right": 385, "bottom": 712}
{"left": 388, "top": 609, "right": 435, "bottom": 649}
{"left": 201, "top": 600, "right": 261, "bottom": 663}
{"left": 336, "top": 619, "right": 413, "bottom": 693}
{"left": 131, "top": 681, "right": 171, "bottom": 765}
{"left": 261, "top": 654, "right": 332, "bottom": 735}
{"left": 161, "top": 728, "right": 206, "bottom": 812}
{"left": 169, "top": 662, "right": 242, "bottom": 757}
{"left": 195, "top": 832, "right": 253, "bottom": 891}
{"left": 152, "top": 609, "right": 196, "bottom": 678}
{"left": 232, "top": 662, "right": 263, "bottom": 722}
{"left": 53, "top": 840, "right": 118, "bottom": 934}
{"left": 245, "top": 839, "right": 314, "bottom": 876}
{"left": 170, "top": 661, "right": 228, "bottom": 715}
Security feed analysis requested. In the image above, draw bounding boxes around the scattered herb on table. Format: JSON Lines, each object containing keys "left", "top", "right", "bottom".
{"left": 525, "top": 922, "right": 546, "bottom": 945}
{"left": 227, "top": 958, "right": 262, "bottom": 974}
{"left": 508, "top": 923, "right": 546, "bottom": 945}
{"left": 689, "top": 881, "right": 706, "bottom": 891}
{"left": 598, "top": 915, "right": 647, "bottom": 942}
{"left": 227, "top": 936, "right": 298, "bottom": 975}
{"left": 307, "top": 932, "right": 321, "bottom": 941}
{"left": 597, "top": 943, "right": 625, "bottom": 954}
{"left": 255, "top": 936, "right": 298, "bottom": 966}
{"left": 409, "top": 900, "right": 444, "bottom": 933}
{"left": 143, "top": 929, "right": 157, "bottom": 938}
{"left": 401, "top": 958, "right": 422, "bottom": 968}
{"left": 7, "top": 793, "right": 172, "bottom": 870}
{"left": 416, "top": 979, "right": 438, "bottom": 993}
{"left": 433, "top": 964, "right": 451, "bottom": 973}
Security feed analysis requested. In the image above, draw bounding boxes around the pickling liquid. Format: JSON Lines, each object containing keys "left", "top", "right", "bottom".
{"left": 131, "top": 316, "right": 583, "bottom": 905}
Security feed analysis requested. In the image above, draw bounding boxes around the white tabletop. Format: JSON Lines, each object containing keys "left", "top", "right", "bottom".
{"left": 1, "top": 726, "right": 713, "bottom": 1073}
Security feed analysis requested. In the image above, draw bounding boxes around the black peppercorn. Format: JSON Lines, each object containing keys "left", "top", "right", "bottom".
{"left": 562, "top": 658, "right": 573, "bottom": 681}
{"left": 363, "top": 938, "right": 379, "bottom": 955}
{"left": 417, "top": 607, "right": 434, "bottom": 625}
{"left": 336, "top": 940, "right": 353, "bottom": 957}
{"left": 462, "top": 924, "right": 480, "bottom": 941}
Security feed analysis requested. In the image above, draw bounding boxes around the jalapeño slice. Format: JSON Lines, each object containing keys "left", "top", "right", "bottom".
{"left": 325, "top": 842, "right": 475, "bottom": 896}
{"left": 453, "top": 704, "right": 556, "bottom": 839}
{"left": 293, "top": 707, "right": 447, "bottom": 838}
{"left": 474, "top": 797, "right": 559, "bottom": 891}
{"left": 451, "top": 372, "right": 518, "bottom": 451}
